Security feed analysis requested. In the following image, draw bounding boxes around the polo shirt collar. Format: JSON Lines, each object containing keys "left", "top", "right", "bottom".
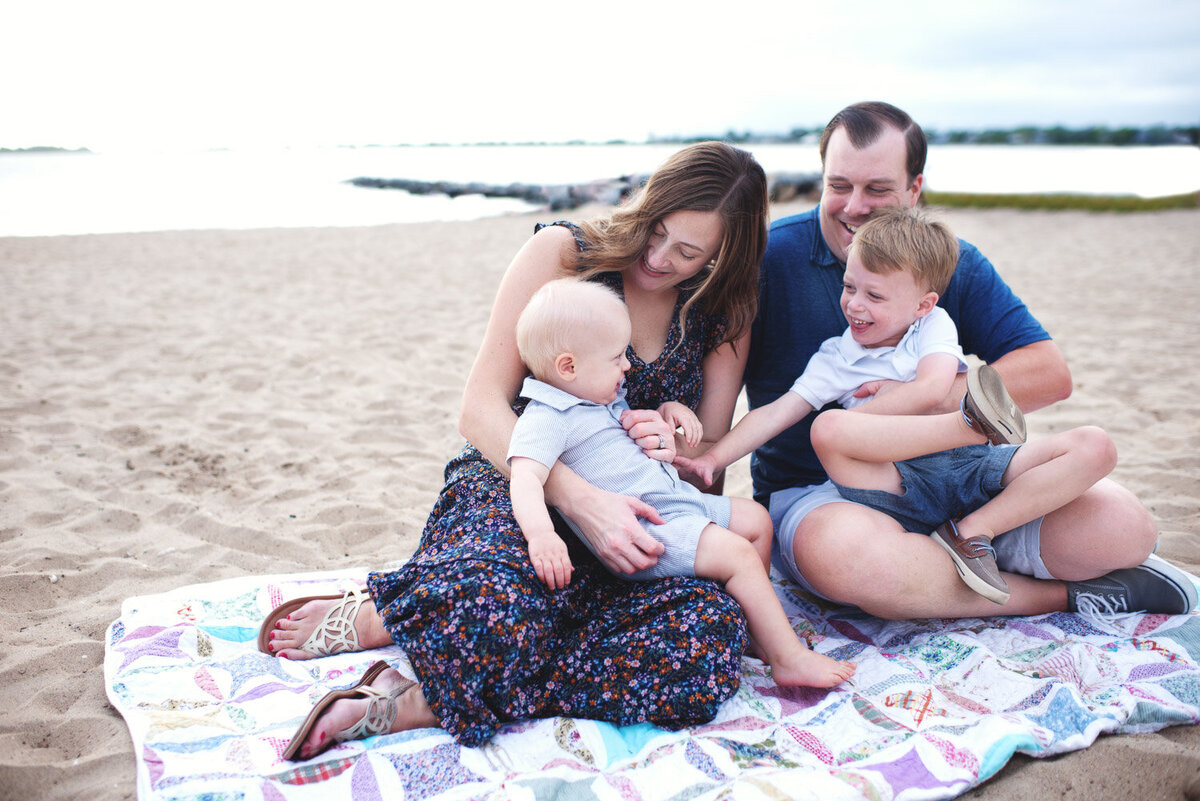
{"left": 519, "top": 376, "right": 627, "bottom": 411}
{"left": 835, "top": 316, "right": 922, "bottom": 362}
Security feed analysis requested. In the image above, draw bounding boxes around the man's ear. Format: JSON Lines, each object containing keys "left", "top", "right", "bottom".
{"left": 914, "top": 291, "right": 939, "bottom": 318}
{"left": 908, "top": 173, "right": 924, "bottom": 206}
{"left": 554, "top": 352, "right": 576, "bottom": 382}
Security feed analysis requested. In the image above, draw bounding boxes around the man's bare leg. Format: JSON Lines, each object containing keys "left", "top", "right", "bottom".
{"left": 790, "top": 502, "right": 1068, "bottom": 620}
{"left": 1037, "top": 478, "right": 1157, "bottom": 581}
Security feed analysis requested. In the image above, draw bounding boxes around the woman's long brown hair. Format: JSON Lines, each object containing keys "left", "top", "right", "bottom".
{"left": 575, "top": 141, "right": 768, "bottom": 348}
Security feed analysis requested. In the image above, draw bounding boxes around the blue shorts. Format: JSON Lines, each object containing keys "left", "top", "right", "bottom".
{"left": 769, "top": 481, "right": 1052, "bottom": 602}
{"left": 832, "top": 444, "right": 1019, "bottom": 535}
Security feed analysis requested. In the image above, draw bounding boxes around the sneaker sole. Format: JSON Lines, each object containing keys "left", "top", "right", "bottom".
{"left": 966, "top": 365, "right": 1027, "bottom": 445}
{"left": 931, "top": 526, "right": 1011, "bottom": 605}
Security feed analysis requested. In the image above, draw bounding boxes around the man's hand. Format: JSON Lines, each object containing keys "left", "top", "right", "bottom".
{"left": 852, "top": 378, "right": 902, "bottom": 402}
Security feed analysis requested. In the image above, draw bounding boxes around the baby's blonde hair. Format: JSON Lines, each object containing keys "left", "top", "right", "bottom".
{"left": 516, "top": 278, "right": 628, "bottom": 380}
{"left": 850, "top": 205, "right": 959, "bottom": 295}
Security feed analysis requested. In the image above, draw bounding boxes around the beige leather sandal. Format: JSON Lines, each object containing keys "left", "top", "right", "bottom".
{"left": 257, "top": 587, "right": 369, "bottom": 656}
{"left": 282, "top": 661, "right": 417, "bottom": 761}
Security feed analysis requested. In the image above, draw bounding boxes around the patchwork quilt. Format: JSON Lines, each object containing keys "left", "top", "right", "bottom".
{"left": 105, "top": 567, "right": 1200, "bottom": 800}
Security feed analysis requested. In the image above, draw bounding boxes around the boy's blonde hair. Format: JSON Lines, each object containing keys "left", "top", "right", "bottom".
{"left": 850, "top": 206, "right": 959, "bottom": 295}
{"left": 516, "top": 278, "right": 627, "bottom": 380}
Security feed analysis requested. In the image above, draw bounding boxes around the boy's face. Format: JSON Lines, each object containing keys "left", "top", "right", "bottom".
{"left": 840, "top": 253, "right": 936, "bottom": 349}
{"left": 565, "top": 307, "right": 632, "bottom": 405}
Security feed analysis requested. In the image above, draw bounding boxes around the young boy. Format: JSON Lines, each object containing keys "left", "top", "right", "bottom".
{"left": 507, "top": 277, "right": 854, "bottom": 688}
{"left": 676, "top": 206, "right": 1118, "bottom": 605}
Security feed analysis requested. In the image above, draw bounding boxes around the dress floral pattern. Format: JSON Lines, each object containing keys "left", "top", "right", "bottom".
{"left": 367, "top": 222, "right": 747, "bottom": 746}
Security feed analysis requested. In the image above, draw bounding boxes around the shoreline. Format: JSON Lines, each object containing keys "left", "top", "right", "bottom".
{"left": 1, "top": 203, "right": 1197, "bottom": 799}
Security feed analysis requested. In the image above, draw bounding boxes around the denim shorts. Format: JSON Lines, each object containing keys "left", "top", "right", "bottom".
{"left": 769, "top": 480, "right": 1052, "bottom": 603}
{"left": 832, "top": 444, "right": 1018, "bottom": 535}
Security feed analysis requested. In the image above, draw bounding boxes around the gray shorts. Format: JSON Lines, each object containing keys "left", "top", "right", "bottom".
{"left": 560, "top": 490, "right": 731, "bottom": 582}
{"left": 768, "top": 481, "right": 1052, "bottom": 602}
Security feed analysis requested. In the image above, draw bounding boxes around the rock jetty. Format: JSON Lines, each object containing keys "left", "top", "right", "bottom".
{"left": 346, "top": 172, "right": 820, "bottom": 211}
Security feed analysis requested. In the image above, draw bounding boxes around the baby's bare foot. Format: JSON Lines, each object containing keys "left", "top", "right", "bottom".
{"left": 770, "top": 645, "right": 855, "bottom": 688}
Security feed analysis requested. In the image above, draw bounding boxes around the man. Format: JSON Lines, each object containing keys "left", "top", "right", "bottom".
{"left": 744, "top": 101, "right": 1196, "bottom": 621}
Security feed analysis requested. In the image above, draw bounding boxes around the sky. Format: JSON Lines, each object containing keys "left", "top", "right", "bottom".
{"left": 3, "top": 0, "right": 1198, "bottom": 153}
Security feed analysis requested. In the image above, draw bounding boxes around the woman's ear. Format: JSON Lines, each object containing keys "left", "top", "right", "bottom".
{"left": 553, "top": 352, "right": 576, "bottom": 383}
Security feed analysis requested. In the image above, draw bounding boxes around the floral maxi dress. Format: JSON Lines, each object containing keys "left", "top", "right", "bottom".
{"left": 366, "top": 224, "right": 748, "bottom": 746}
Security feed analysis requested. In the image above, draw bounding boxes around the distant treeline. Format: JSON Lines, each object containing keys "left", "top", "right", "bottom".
{"left": 0, "top": 146, "right": 92, "bottom": 154}
{"left": 664, "top": 124, "right": 1199, "bottom": 147}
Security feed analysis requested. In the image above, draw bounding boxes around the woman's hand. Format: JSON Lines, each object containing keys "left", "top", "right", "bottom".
{"left": 558, "top": 487, "right": 666, "bottom": 575}
{"left": 620, "top": 408, "right": 677, "bottom": 463}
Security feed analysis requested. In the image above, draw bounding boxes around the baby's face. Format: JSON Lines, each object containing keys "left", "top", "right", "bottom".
{"left": 568, "top": 307, "right": 632, "bottom": 405}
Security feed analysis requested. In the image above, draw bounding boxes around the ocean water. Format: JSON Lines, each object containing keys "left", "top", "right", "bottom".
{"left": 1, "top": 143, "right": 1197, "bottom": 237}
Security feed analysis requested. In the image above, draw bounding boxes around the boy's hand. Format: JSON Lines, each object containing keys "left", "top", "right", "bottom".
{"left": 656, "top": 401, "right": 703, "bottom": 447}
{"left": 526, "top": 532, "right": 574, "bottom": 590}
{"left": 673, "top": 454, "right": 716, "bottom": 487}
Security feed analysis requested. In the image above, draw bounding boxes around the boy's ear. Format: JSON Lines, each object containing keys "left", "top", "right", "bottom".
{"left": 914, "top": 291, "right": 939, "bottom": 318}
{"left": 553, "top": 352, "right": 576, "bottom": 382}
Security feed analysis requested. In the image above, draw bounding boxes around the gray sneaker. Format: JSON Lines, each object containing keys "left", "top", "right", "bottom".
{"left": 932, "top": 520, "right": 1011, "bottom": 604}
{"left": 1067, "top": 554, "right": 1198, "bottom": 625}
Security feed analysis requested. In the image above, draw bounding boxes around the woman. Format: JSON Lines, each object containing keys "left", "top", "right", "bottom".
{"left": 261, "top": 141, "right": 770, "bottom": 759}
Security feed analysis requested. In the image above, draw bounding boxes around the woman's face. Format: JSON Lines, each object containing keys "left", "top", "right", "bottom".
{"left": 628, "top": 209, "right": 723, "bottom": 293}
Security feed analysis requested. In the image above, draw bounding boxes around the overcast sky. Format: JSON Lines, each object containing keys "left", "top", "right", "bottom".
{"left": 4, "top": 0, "right": 1197, "bottom": 152}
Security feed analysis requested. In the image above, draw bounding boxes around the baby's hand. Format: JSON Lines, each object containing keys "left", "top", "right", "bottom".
{"left": 527, "top": 534, "right": 574, "bottom": 590}
{"left": 673, "top": 454, "right": 716, "bottom": 487}
{"left": 657, "top": 401, "right": 703, "bottom": 447}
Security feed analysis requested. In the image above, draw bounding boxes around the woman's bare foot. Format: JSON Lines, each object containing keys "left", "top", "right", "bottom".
{"left": 267, "top": 596, "right": 392, "bottom": 660}
{"left": 769, "top": 644, "right": 855, "bottom": 688}
{"left": 293, "top": 667, "right": 438, "bottom": 760}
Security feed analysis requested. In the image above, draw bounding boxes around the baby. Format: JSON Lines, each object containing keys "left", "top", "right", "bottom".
{"left": 506, "top": 277, "right": 854, "bottom": 688}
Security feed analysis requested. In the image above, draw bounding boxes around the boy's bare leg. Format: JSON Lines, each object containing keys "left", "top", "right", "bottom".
{"left": 694, "top": 524, "right": 854, "bottom": 688}
{"left": 812, "top": 408, "right": 985, "bottom": 493}
{"left": 956, "top": 426, "right": 1117, "bottom": 542}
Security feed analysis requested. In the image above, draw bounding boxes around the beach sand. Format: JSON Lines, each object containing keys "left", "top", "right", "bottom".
{"left": 1, "top": 202, "right": 1197, "bottom": 800}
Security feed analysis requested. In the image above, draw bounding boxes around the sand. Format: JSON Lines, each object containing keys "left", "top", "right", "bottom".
{"left": 1, "top": 202, "right": 1197, "bottom": 800}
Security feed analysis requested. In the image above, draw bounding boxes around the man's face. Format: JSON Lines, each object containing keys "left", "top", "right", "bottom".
{"left": 818, "top": 126, "right": 923, "bottom": 264}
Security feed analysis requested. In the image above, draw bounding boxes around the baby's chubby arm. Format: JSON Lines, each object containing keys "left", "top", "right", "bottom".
{"left": 509, "top": 457, "right": 574, "bottom": 590}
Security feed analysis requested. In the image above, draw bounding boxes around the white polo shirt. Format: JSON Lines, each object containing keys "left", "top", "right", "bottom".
{"left": 788, "top": 307, "right": 967, "bottom": 411}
